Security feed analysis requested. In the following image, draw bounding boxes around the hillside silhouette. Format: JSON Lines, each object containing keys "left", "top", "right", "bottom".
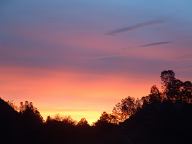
{"left": 0, "top": 70, "right": 191, "bottom": 144}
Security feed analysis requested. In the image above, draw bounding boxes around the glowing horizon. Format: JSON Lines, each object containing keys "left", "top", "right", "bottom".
{"left": 0, "top": 66, "right": 154, "bottom": 124}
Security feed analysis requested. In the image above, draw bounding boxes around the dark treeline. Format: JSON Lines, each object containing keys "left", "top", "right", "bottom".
{"left": 0, "top": 70, "right": 192, "bottom": 144}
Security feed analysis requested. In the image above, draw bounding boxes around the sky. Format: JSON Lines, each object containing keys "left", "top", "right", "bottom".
{"left": 0, "top": 0, "right": 192, "bottom": 124}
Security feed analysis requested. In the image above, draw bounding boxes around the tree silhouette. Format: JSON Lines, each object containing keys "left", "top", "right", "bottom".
{"left": 160, "top": 70, "right": 192, "bottom": 103}
{"left": 182, "top": 81, "right": 192, "bottom": 103}
{"left": 77, "top": 118, "right": 89, "bottom": 127}
{"left": 161, "top": 70, "right": 175, "bottom": 87}
{"left": 148, "top": 85, "right": 162, "bottom": 103}
{"left": 94, "top": 111, "right": 118, "bottom": 127}
{"left": 0, "top": 98, "right": 20, "bottom": 144}
{"left": 112, "top": 96, "right": 138, "bottom": 122}
{"left": 19, "top": 101, "right": 43, "bottom": 131}
{"left": 62, "top": 116, "right": 77, "bottom": 126}
{"left": 161, "top": 70, "right": 181, "bottom": 101}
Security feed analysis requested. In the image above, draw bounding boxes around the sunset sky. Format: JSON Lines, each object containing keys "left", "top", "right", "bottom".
{"left": 0, "top": 0, "right": 192, "bottom": 124}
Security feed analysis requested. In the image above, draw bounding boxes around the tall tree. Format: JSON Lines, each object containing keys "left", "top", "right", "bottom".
{"left": 148, "top": 85, "right": 162, "bottom": 103}
{"left": 182, "top": 81, "right": 192, "bottom": 103}
{"left": 160, "top": 70, "right": 192, "bottom": 103}
{"left": 112, "top": 96, "right": 138, "bottom": 122}
{"left": 77, "top": 118, "right": 89, "bottom": 127}
{"left": 19, "top": 101, "right": 43, "bottom": 127}
{"left": 161, "top": 70, "right": 182, "bottom": 101}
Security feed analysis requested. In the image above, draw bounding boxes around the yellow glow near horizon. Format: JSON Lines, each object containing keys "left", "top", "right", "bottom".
{"left": 40, "top": 109, "right": 102, "bottom": 124}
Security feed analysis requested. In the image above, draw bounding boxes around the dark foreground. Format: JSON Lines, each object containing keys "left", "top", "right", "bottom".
{"left": 1, "top": 98, "right": 192, "bottom": 144}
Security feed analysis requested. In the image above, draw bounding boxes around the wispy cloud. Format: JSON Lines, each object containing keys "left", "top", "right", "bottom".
{"left": 140, "top": 41, "right": 171, "bottom": 47}
{"left": 105, "top": 20, "right": 164, "bottom": 35}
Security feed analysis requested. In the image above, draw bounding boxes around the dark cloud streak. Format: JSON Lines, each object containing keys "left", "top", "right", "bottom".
{"left": 141, "top": 41, "right": 171, "bottom": 47}
{"left": 105, "top": 20, "right": 164, "bottom": 35}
